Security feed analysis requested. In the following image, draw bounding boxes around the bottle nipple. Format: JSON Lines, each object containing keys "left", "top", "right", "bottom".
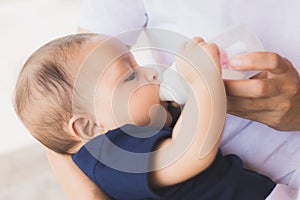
{"left": 159, "top": 63, "right": 190, "bottom": 105}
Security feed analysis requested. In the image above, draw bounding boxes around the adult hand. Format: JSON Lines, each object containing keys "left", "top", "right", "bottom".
{"left": 224, "top": 52, "right": 300, "bottom": 131}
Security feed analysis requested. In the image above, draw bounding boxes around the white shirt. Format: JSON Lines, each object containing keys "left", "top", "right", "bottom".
{"left": 79, "top": 0, "right": 300, "bottom": 71}
{"left": 78, "top": 0, "right": 300, "bottom": 198}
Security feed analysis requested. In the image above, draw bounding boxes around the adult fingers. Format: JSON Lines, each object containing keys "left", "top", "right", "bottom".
{"left": 224, "top": 78, "right": 280, "bottom": 98}
{"left": 227, "top": 96, "right": 273, "bottom": 113}
{"left": 229, "top": 52, "right": 292, "bottom": 75}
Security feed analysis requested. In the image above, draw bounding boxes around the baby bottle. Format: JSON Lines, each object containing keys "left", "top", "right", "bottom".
{"left": 159, "top": 25, "right": 264, "bottom": 104}
{"left": 210, "top": 25, "right": 264, "bottom": 79}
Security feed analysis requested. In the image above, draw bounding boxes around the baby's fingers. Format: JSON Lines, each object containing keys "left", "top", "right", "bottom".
{"left": 201, "top": 42, "right": 221, "bottom": 74}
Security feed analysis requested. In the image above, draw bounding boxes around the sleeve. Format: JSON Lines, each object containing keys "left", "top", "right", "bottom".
{"left": 73, "top": 125, "right": 173, "bottom": 200}
{"left": 78, "top": 0, "right": 148, "bottom": 45}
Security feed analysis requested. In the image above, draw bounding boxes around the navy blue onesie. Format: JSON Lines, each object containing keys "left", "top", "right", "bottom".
{"left": 72, "top": 124, "right": 275, "bottom": 200}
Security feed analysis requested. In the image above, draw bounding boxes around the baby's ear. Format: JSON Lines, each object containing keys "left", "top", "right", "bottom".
{"left": 68, "top": 114, "right": 103, "bottom": 141}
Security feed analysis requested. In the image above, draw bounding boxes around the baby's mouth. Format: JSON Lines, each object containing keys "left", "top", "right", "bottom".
{"left": 160, "top": 101, "right": 170, "bottom": 109}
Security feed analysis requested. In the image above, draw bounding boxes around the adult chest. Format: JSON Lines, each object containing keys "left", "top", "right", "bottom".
{"left": 143, "top": 0, "right": 300, "bottom": 69}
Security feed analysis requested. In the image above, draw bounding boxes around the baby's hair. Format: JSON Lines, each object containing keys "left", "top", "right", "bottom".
{"left": 14, "top": 33, "right": 98, "bottom": 154}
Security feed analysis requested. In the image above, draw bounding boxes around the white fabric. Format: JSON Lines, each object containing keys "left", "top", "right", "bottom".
{"left": 221, "top": 114, "right": 300, "bottom": 187}
{"left": 79, "top": 0, "right": 300, "bottom": 71}
{"left": 266, "top": 184, "right": 299, "bottom": 200}
{"left": 78, "top": 0, "right": 300, "bottom": 198}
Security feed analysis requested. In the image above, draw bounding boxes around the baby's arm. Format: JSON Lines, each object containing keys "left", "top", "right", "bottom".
{"left": 149, "top": 38, "right": 224, "bottom": 188}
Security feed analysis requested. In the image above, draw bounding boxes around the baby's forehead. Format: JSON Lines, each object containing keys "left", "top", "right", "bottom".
{"left": 72, "top": 36, "right": 131, "bottom": 96}
{"left": 78, "top": 37, "right": 130, "bottom": 73}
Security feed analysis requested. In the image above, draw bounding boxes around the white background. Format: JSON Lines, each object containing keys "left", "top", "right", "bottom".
{"left": 0, "top": 0, "right": 82, "bottom": 154}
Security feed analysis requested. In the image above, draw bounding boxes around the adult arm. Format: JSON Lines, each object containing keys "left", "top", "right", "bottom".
{"left": 224, "top": 52, "right": 300, "bottom": 131}
{"left": 46, "top": 149, "right": 112, "bottom": 200}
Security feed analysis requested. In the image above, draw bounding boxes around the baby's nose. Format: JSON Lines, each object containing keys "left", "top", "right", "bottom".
{"left": 143, "top": 67, "right": 158, "bottom": 82}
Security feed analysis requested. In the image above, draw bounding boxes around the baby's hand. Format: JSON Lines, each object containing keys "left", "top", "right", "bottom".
{"left": 176, "top": 37, "right": 221, "bottom": 84}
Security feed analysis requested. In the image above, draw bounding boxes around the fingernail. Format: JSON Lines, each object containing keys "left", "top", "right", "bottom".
{"left": 229, "top": 58, "right": 242, "bottom": 68}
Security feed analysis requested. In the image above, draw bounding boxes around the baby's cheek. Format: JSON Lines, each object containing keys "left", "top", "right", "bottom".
{"left": 130, "top": 101, "right": 171, "bottom": 129}
{"left": 128, "top": 91, "right": 151, "bottom": 126}
{"left": 127, "top": 85, "right": 161, "bottom": 126}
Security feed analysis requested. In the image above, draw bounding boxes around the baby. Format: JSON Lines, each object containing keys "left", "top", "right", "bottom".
{"left": 14, "top": 33, "right": 275, "bottom": 199}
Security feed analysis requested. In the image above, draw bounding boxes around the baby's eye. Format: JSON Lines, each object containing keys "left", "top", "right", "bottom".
{"left": 125, "top": 71, "right": 136, "bottom": 81}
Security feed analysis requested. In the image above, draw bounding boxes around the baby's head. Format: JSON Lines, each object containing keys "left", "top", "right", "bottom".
{"left": 14, "top": 33, "right": 172, "bottom": 154}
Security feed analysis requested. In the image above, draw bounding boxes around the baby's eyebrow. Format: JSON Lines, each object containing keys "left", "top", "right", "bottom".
{"left": 118, "top": 54, "right": 134, "bottom": 66}
{"left": 112, "top": 58, "right": 132, "bottom": 76}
